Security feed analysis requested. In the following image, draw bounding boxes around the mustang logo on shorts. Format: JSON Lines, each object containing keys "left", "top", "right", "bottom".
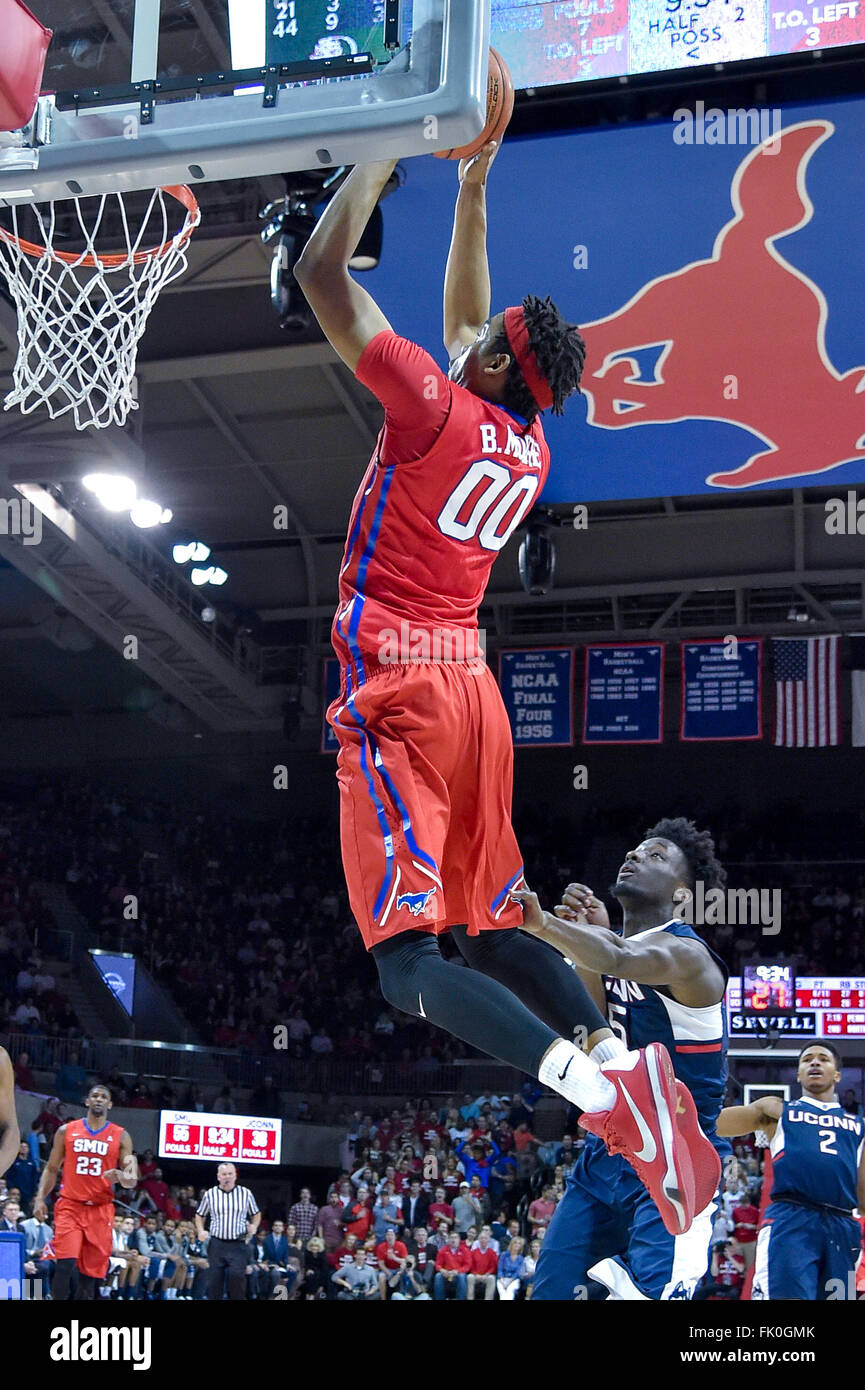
{"left": 396, "top": 888, "right": 437, "bottom": 916}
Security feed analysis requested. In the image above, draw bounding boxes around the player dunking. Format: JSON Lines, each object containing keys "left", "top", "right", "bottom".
{"left": 717, "top": 1043, "right": 865, "bottom": 1300}
{"left": 294, "top": 142, "right": 719, "bottom": 1234}
{"left": 33, "top": 1084, "right": 138, "bottom": 1300}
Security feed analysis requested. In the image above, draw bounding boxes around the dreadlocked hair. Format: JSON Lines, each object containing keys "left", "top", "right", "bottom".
{"left": 644, "top": 817, "right": 727, "bottom": 893}
{"left": 490, "top": 294, "right": 587, "bottom": 425}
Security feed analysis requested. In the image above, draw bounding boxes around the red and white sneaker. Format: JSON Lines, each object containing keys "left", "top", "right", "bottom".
{"left": 674, "top": 1080, "right": 722, "bottom": 1215}
{"left": 579, "top": 1043, "right": 696, "bottom": 1236}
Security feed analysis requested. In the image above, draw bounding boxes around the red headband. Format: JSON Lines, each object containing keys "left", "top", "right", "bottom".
{"left": 503, "top": 305, "right": 554, "bottom": 412}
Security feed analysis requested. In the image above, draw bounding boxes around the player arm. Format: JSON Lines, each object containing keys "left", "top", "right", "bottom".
{"left": 515, "top": 888, "right": 724, "bottom": 998}
{"left": 293, "top": 160, "right": 397, "bottom": 373}
{"left": 443, "top": 143, "right": 499, "bottom": 359}
{"left": 33, "top": 1124, "right": 67, "bottom": 1217}
{"left": 857, "top": 1140, "right": 865, "bottom": 1214}
{"left": 0, "top": 1047, "right": 19, "bottom": 1179}
{"left": 104, "top": 1131, "right": 138, "bottom": 1188}
{"left": 715, "top": 1097, "right": 784, "bottom": 1140}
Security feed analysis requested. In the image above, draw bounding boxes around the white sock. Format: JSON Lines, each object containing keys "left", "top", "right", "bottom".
{"left": 538, "top": 1039, "right": 616, "bottom": 1113}
{"left": 590, "top": 1036, "right": 627, "bottom": 1065}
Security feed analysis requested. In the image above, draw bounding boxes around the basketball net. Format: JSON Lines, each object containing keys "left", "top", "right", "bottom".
{"left": 0, "top": 185, "right": 200, "bottom": 431}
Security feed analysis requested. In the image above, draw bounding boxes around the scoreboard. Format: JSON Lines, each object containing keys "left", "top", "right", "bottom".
{"left": 727, "top": 975, "right": 865, "bottom": 1037}
{"left": 228, "top": 2, "right": 865, "bottom": 92}
{"left": 158, "top": 1111, "right": 282, "bottom": 1166}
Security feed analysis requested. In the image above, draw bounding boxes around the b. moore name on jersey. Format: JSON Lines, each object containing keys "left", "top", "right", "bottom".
{"left": 478, "top": 423, "right": 543, "bottom": 470}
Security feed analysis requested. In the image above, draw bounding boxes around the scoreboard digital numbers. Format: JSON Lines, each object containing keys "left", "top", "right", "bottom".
{"left": 158, "top": 1111, "right": 282, "bottom": 1166}
{"left": 743, "top": 961, "right": 796, "bottom": 1014}
{"left": 490, "top": 1, "right": 865, "bottom": 90}
{"left": 728, "top": 975, "right": 865, "bottom": 1037}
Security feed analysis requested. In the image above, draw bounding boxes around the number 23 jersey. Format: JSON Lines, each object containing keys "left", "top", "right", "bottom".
{"left": 333, "top": 331, "right": 550, "bottom": 682}
{"left": 768, "top": 1099, "right": 864, "bottom": 1210}
{"left": 60, "top": 1117, "right": 124, "bottom": 1206}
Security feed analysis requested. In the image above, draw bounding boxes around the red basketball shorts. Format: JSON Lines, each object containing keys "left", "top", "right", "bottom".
{"left": 328, "top": 658, "right": 526, "bottom": 949}
{"left": 53, "top": 1197, "right": 114, "bottom": 1278}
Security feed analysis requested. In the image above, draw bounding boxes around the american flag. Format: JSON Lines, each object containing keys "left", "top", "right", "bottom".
{"left": 772, "top": 636, "right": 839, "bottom": 747}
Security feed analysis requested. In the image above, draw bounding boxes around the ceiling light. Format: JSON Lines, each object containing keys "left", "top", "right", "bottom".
{"left": 130, "top": 500, "right": 172, "bottom": 529}
{"left": 173, "top": 541, "right": 211, "bottom": 564}
{"left": 82, "top": 473, "right": 137, "bottom": 511}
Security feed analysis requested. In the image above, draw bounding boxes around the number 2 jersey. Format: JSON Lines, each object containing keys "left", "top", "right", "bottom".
{"left": 603, "top": 919, "right": 731, "bottom": 1158}
{"left": 333, "top": 331, "right": 550, "bottom": 684}
{"left": 768, "top": 1098, "right": 864, "bottom": 1211}
{"left": 60, "top": 1117, "right": 124, "bottom": 1206}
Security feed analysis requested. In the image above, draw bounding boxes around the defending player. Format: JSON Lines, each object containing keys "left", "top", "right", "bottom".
{"left": 33, "top": 1083, "right": 138, "bottom": 1300}
{"left": 294, "top": 147, "right": 719, "bottom": 1236}
{"left": 514, "top": 819, "right": 730, "bottom": 1300}
{"left": 717, "top": 1043, "right": 865, "bottom": 1300}
{"left": 0, "top": 1044, "right": 20, "bottom": 1178}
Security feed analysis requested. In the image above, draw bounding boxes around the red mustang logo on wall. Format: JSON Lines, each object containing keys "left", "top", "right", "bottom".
{"left": 579, "top": 121, "right": 865, "bottom": 488}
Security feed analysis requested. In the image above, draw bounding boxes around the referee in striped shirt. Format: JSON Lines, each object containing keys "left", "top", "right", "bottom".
{"left": 196, "top": 1163, "right": 261, "bottom": 1300}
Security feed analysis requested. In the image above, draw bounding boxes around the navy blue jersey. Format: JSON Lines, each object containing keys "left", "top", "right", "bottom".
{"left": 603, "top": 920, "right": 730, "bottom": 1155}
{"left": 769, "top": 1098, "right": 864, "bottom": 1211}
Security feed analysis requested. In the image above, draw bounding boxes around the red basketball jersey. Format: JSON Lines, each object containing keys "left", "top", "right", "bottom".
{"left": 333, "top": 332, "right": 550, "bottom": 685}
{"left": 60, "top": 1117, "right": 123, "bottom": 1206}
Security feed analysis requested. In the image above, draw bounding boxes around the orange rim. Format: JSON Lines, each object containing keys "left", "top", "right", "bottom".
{"left": 0, "top": 185, "right": 200, "bottom": 267}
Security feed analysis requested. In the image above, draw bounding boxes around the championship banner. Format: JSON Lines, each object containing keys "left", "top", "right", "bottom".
{"left": 158, "top": 1110, "right": 282, "bottom": 1166}
{"left": 681, "top": 638, "right": 762, "bottom": 741}
{"left": 498, "top": 647, "right": 575, "bottom": 748}
{"left": 583, "top": 643, "right": 664, "bottom": 744}
{"left": 321, "top": 657, "right": 341, "bottom": 754}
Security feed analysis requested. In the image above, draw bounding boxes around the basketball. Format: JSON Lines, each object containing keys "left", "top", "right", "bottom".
{"left": 434, "top": 48, "right": 515, "bottom": 161}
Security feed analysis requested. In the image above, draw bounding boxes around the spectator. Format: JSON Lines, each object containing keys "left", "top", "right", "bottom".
{"left": 302, "top": 1236, "right": 329, "bottom": 1299}
{"left": 1, "top": 1198, "right": 21, "bottom": 1232}
{"left": 260, "top": 1219, "right": 294, "bottom": 1299}
{"left": 455, "top": 1136, "right": 500, "bottom": 1188}
{"left": 467, "top": 1228, "right": 497, "bottom": 1300}
{"left": 4, "top": 1141, "right": 39, "bottom": 1207}
{"left": 375, "top": 1226, "right": 410, "bottom": 1300}
{"left": 731, "top": 1195, "right": 760, "bottom": 1270}
{"left": 521, "top": 1238, "right": 542, "bottom": 1299}
{"left": 389, "top": 1254, "right": 431, "bottom": 1301}
{"left": 496, "top": 1237, "right": 526, "bottom": 1301}
{"left": 55, "top": 1051, "right": 87, "bottom": 1105}
{"left": 373, "top": 1184, "right": 402, "bottom": 1240}
{"left": 528, "top": 1186, "right": 557, "bottom": 1236}
{"left": 318, "top": 1190, "right": 346, "bottom": 1253}
{"left": 434, "top": 1229, "right": 470, "bottom": 1301}
{"left": 693, "top": 1240, "right": 746, "bottom": 1301}
{"left": 331, "top": 1248, "right": 379, "bottom": 1300}
{"left": 288, "top": 1187, "right": 319, "bottom": 1245}
{"left": 405, "top": 1225, "right": 436, "bottom": 1296}
{"left": 344, "top": 1186, "right": 374, "bottom": 1243}
{"left": 12, "top": 1051, "right": 34, "bottom": 1091}
{"left": 452, "top": 1181, "right": 481, "bottom": 1237}
{"left": 141, "top": 1166, "right": 170, "bottom": 1213}
{"left": 400, "top": 1178, "right": 430, "bottom": 1232}
{"left": 428, "top": 1187, "right": 454, "bottom": 1231}
{"left": 310, "top": 1027, "right": 334, "bottom": 1057}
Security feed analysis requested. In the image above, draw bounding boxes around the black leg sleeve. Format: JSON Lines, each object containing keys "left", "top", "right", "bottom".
{"left": 51, "top": 1257, "right": 76, "bottom": 1301}
{"left": 451, "top": 925, "right": 609, "bottom": 1041}
{"left": 372, "top": 930, "right": 559, "bottom": 1076}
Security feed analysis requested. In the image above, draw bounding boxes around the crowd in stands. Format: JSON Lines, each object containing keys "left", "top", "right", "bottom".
{"left": 4, "top": 1080, "right": 832, "bottom": 1301}
{"left": 2, "top": 776, "right": 865, "bottom": 1073}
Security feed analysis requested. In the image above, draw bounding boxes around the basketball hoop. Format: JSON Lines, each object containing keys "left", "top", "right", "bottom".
{"left": 0, "top": 184, "right": 201, "bottom": 430}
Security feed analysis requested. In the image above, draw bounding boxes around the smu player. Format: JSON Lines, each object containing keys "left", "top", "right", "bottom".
{"left": 294, "top": 144, "right": 719, "bottom": 1234}
{"left": 514, "top": 819, "right": 730, "bottom": 1300}
{"left": 717, "top": 1043, "right": 865, "bottom": 1300}
{"left": 33, "top": 1084, "right": 138, "bottom": 1300}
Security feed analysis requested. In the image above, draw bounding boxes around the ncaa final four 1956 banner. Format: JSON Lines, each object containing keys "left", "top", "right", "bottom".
{"left": 498, "top": 648, "right": 575, "bottom": 747}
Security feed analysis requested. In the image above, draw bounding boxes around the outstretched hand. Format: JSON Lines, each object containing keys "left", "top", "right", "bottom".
{"left": 555, "top": 884, "right": 610, "bottom": 929}
{"left": 459, "top": 141, "right": 500, "bottom": 186}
